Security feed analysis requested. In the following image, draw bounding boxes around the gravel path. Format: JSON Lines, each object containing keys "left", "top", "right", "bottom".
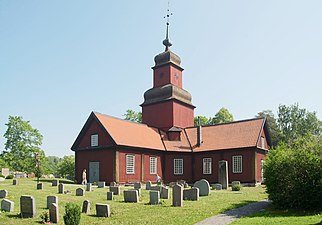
{"left": 195, "top": 199, "right": 271, "bottom": 225}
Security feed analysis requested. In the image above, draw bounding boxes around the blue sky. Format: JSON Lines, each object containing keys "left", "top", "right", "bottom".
{"left": 1, "top": 1, "right": 321, "bottom": 157}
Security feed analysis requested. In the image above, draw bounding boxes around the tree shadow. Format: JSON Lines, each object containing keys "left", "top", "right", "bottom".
{"left": 6, "top": 214, "right": 21, "bottom": 218}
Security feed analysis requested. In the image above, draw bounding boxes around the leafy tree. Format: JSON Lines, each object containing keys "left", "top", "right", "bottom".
{"left": 123, "top": 109, "right": 142, "bottom": 123}
{"left": 57, "top": 155, "right": 75, "bottom": 178}
{"left": 278, "top": 103, "right": 322, "bottom": 144}
{"left": 209, "top": 107, "right": 234, "bottom": 125}
{"left": 194, "top": 116, "right": 210, "bottom": 126}
{"left": 1, "top": 116, "right": 45, "bottom": 173}
{"left": 45, "top": 156, "right": 62, "bottom": 175}
{"left": 256, "top": 110, "right": 282, "bottom": 147}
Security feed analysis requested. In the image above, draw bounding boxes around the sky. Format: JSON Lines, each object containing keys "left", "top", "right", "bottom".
{"left": 1, "top": 1, "right": 321, "bottom": 157}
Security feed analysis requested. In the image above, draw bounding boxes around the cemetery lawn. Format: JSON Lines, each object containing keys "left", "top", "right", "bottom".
{"left": 0, "top": 178, "right": 267, "bottom": 225}
{"left": 231, "top": 205, "right": 322, "bottom": 225}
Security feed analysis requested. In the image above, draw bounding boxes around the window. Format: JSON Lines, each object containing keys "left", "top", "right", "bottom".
{"left": 261, "top": 137, "right": 265, "bottom": 149}
{"left": 203, "top": 158, "right": 212, "bottom": 174}
{"left": 91, "top": 134, "right": 98, "bottom": 147}
{"left": 126, "top": 155, "right": 135, "bottom": 174}
{"left": 261, "top": 160, "right": 265, "bottom": 181}
{"left": 232, "top": 156, "right": 242, "bottom": 173}
{"left": 174, "top": 159, "right": 183, "bottom": 175}
{"left": 150, "top": 156, "right": 157, "bottom": 174}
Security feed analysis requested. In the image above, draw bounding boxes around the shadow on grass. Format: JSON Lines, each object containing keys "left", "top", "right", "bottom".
{"left": 33, "top": 179, "right": 75, "bottom": 184}
{"left": 6, "top": 214, "right": 21, "bottom": 219}
{"left": 221, "top": 200, "right": 258, "bottom": 213}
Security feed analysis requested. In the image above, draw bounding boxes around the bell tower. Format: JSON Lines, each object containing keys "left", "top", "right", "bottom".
{"left": 141, "top": 8, "right": 195, "bottom": 130}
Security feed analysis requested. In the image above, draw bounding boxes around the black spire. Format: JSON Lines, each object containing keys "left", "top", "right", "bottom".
{"left": 163, "top": 1, "right": 173, "bottom": 51}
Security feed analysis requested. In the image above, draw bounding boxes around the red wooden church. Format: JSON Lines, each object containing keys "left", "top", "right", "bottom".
{"left": 71, "top": 22, "right": 270, "bottom": 186}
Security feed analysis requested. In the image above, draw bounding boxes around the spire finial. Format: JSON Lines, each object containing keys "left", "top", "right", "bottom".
{"left": 162, "top": 1, "right": 173, "bottom": 51}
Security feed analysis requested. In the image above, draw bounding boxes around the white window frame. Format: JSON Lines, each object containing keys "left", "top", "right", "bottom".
{"left": 126, "top": 154, "right": 135, "bottom": 174}
{"left": 150, "top": 156, "right": 157, "bottom": 174}
{"left": 261, "top": 159, "right": 265, "bottom": 181}
{"left": 232, "top": 155, "right": 243, "bottom": 173}
{"left": 261, "top": 137, "right": 265, "bottom": 149}
{"left": 203, "top": 158, "right": 212, "bottom": 175}
{"left": 91, "top": 134, "right": 98, "bottom": 147}
{"left": 174, "top": 159, "right": 183, "bottom": 175}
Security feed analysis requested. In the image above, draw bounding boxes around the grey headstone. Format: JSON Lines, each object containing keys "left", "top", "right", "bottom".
{"left": 160, "top": 186, "right": 169, "bottom": 199}
{"left": 52, "top": 180, "right": 59, "bottom": 186}
{"left": 97, "top": 181, "right": 105, "bottom": 188}
{"left": 1, "top": 168, "right": 9, "bottom": 177}
{"left": 149, "top": 191, "right": 160, "bottom": 205}
{"left": 1, "top": 199, "right": 14, "bottom": 212}
{"left": 0, "top": 190, "right": 8, "bottom": 198}
{"left": 82, "top": 200, "right": 90, "bottom": 214}
{"left": 76, "top": 188, "right": 85, "bottom": 196}
{"left": 183, "top": 187, "right": 199, "bottom": 201}
{"left": 212, "top": 184, "right": 222, "bottom": 190}
{"left": 86, "top": 183, "right": 92, "bottom": 192}
{"left": 146, "top": 181, "right": 152, "bottom": 190}
{"left": 124, "top": 190, "right": 139, "bottom": 203}
{"left": 58, "top": 183, "right": 64, "bottom": 194}
{"left": 96, "top": 203, "right": 110, "bottom": 217}
{"left": 47, "top": 196, "right": 58, "bottom": 209}
{"left": 135, "top": 188, "right": 141, "bottom": 196}
{"left": 49, "top": 203, "right": 59, "bottom": 223}
{"left": 13, "top": 179, "right": 18, "bottom": 185}
{"left": 107, "top": 192, "right": 113, "bottom": 200}
{"left": 109, "top": 186, "right": 120, "bottom": 195}
{"left": 193, "top": 179, "right": 210, "bottom": 196}
{"left": 177, "top": 180, "right": 186, "bottom": 186}
{"left": 134, "top": 182, "right": 141, "bottom": 189}
{"left": 37, "top": 183, "right": 43, "bottom": 190}
{"left": 218, "top": 160, "right": 229, "bottom": 189}
{"left": 150, "top": 186, "right": 161, "bottom": 192}
{"left": 110, "top": 181, "right": 117, "bottom": 187}
{"left": 172, "top": 184, "right": 183, "bottom": 207}
{"left": 184, "top": 183, "right": 189, "bottom": 188}
{"left": 232, "top": 181, "right": 241, "bottom": 186}
{"left": 20, "top": 195, "right": 36, "bottom": 218}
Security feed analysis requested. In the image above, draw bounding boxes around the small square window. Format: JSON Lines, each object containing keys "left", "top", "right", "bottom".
{"left": 91, "top": 134, "right": 98, "bottom": 147}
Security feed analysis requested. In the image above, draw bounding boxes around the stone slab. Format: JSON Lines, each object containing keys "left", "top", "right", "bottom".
{"left": 107, "top": 192, "right": 113, "bottom": 200}
{"left": 1, "top": 199, "right": 14, "bottom": 212}
{"left": 183, "top": 187, "right": 199, "bottom": 201}
{"left": 37, "top": 183, "right": 43, "bottom": 190}
{"left": 82, "top": 200, "right": 90, "bottom": 214}
{"left": 13, "top": 179, "right": 18, "bottom": 185}
{"left": 0, "top": 190, "right": 8, "bottom": 198}
{"left": 160, "top": 186, "right": 169, "bottom": 199}
{"left": 20, "top": 195, "right": 36, "bottom": 218}
{"left": 47, "top": 196, "right": 58, "bottom": 209}
{"left": 219, "top": 160, "right": 229, "bottom": 189}
{"left": 212, "top": 184, "right": 222, "bottom": 190}
{"left": 134, "top": 182, "right": 141, "bottom": 189}
{"left": 193, "top": 179, "right": 210, "bottom": 196}
{"left": 97, "top": 181, "right": 105, "bottom": 188}
{"left": 149, "top": 191, "right": 160, "bottom": 205}
{"left": 172, "top": 184, "right": 183, "bottom": 207}
{"left": 96, "top": 203, "right": 110, "bottom": 217}
{"left": 76, "top": 188, "right": 85, "bottom": 196}
{"left": 124, "top": 190, "right": 139, "bottom": 203}
{"left": 86, "top": 183, "right": 92, "bottom": 191}
{"left": 109, "top": 186, "right": 120, "bottom": 195}
{"left": 52, "top": 180, "right": 59, "bottom": 186}
{"left": 58, "top": 183, "right": 64, "bottom": 194}
{"left": 146, "top": 181, "right": 152, "bottom": 190}
{"left": 49, "top": 203, "right": 59, "bottom": 223}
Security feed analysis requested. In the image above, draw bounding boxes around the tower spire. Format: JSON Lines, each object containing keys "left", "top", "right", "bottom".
{"left": 163, "top": 1, "right": 173, "bottom": 51}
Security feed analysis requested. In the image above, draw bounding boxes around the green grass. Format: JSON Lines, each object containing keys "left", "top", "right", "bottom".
{"left": 231, "top": 205, "right": 322, "bottom": 225}
{"left": 0, "top": 178, "right": 267, "bottom": 225}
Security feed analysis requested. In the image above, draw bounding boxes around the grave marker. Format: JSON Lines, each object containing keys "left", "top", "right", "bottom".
{"left": 97, "top": 181, "right": 105, "bottom": 188}
{"left": 109, "top": 186, "right": 120, "bottom": 195}
{"left": 107, "top": 192, "right": 113, "bottom": 200}
{"left": 49, "top": 203, "right": 59, "bottom": 223}
{"left": 149, "top": 191, "right": 160, "bottom": 205}
{"left": 172, "top": 184, "right": 183, "bottom": 207}
{"left": 86, "top": 183, "right": 92, "bottom": 192}
{"left": 20, "top": 195, "right": 36, "bottom": 218}
{"left": 76, "top": 188, "right": 85, "bottom": 196}
{"left": 52, "top": 180, "right": 59, "bottom": 186}
{"left": 47, "top": 196, "right": 58, "bottom": 209}
{"left": 124, "top": 190, "right": 139, "bottom": 203}
{"left": 37, "top": 183, "right": 43, "bottom": 190}
{"left": 1, "top": 199, "right": 14, "bottom": 212}
{"left": 58, "top": 183, "right": 64, "bottom": 194}
{"left": 96, "top": 204, "right": 110, "bottom": 217}
{"left": 160, "top": 186, "right": 169, "bottom": 199}
{"left": 0, "top": 190, "right": 8, "bottom": 198}
{"left": 82, "top": 200, "right": 90, "bottom": 214}
{"left": 146, "top": 181, "right": 152, "bottom": 190}
{"left": 193, "top": 179, "right": 210, "bottom": 196}
{"left": 218, "top": 160, "right": 228, "bottom": 189}
{"left": 183, "top": 187, "right": 199, "bottom": 201}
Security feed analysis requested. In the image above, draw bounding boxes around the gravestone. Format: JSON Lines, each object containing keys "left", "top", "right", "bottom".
{"left": 97, "top": 181, "right": 105, "bottom": 188}
{"left": 107, "top": 192, "right": 113, "bottom": 200}
{"left": 1, "top": 168, "right": 9, "bottom": 177}
{"left": 160, "top": 186, "right": 169, "bottom": 199}
{"left": 96, "top": 204, "right": 110, "bottom": 217}
{"left": 212, "top": 184, "right": 222, "bottom": 190}
{"left": 20, "top": 195, "right": 36, "bottom": 218}
{"left": 0, "top": 190, "right": 8, "bottom": 198}
{"left": 47, "top": 196, "right": 58, "bottom": 209}
{"left": 124, "top": 190, "right": 139, "bottom": 203}
{"left": 49, "top": 203, "right": 59, "bottom": 223}
{"left": 232, "top": 181, "right": 241, "bottom": 186}
{"left": 150, "top": 186, "right": 161, "bottom": 192}
{"left": 177, "top": 180, "right": 186, "bottom": 186}
{"left": 58, "top": 183, "right": 64, "bottom": 194}
{"left": 82, "top": 200, "right": 90, "bottom": 214}
{"left": 109, "top": 186, "right": 120, "bottom": 195}
{"left": 135, "top": 188, "right": 141, "bottom": 196}
{"left": 37, "top": 183, "right": 43, "bottom": 190}
{"left": 110, "top": 181, "right": 117, "bottom": 187}
{"left": 146, "top": 181, "right": 152, "bottom": 190}
{"left": 13, "top": 179, "right": 18, "bottom": 185}
{"left": 1, "top": 199, "right": 14, "bottom": 212}
{"left": 52, "top": 180, "right": 59, "bottom": 186}
{"left": 172, "top": 184, "right": 183, "bottom": 207}
{"left": 86, "top": 183, "right": 92, "bottom": 192}
{"left": 149, "top": 191, "right": 160, "bottom": 205}
{"left": 218, "top": 160, "right": 228, "bottom": 189}
{"left": 76, "top": 188, "right": 85, "bottom": 196}
{"left": 193, "top": 179, "right": 210, "bottom": 196}
{"left": 134, "top": 182, "right": 141, "bottom": 189}
{"left": 183, "top": 187, "right": 199, "bottom": 201}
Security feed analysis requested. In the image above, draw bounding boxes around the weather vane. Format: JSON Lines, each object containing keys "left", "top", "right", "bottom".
{"left": 163, "top": 0, "right": 173, "bottom": 51}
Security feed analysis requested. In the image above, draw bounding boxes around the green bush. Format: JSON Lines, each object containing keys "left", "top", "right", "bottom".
{"left": 63, "top": 202, "right": 81, "bottom": 225}
{"left": 5, "top": 174, "right": 14, "bottom": 179}
{"left": 0, "top": 174, "right": 5, "bottom": 178}
{"left": 264, "top": 136, "right": 322, "bottom": 209}
{"left": 40, "top": 211, "right": 49, "bottom": 223}
{"left": 232, "top": 184, "right": 241, "bottom": 191}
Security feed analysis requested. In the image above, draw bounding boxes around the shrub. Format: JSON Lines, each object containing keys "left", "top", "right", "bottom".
{"left": 63, "top": 203, "right": 81, "bottom": 225}
{"left": 5, "top": 174, "right": 14, "bottom": 179}
{"left": 40, "top": 211, "right": 49, "bottom": 223}
{"left": 264, "top": 136, "right": 322, "bottom": 209}
{"left": 232, "top": 184, "right": 241, "bottom": 191}
{"left": 0, "top": 174, "right": 5, "bottom": 178}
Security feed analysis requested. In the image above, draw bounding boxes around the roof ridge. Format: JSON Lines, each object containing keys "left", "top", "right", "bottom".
{"left": 93, "top": 111, "right": 149, "bottom": 127}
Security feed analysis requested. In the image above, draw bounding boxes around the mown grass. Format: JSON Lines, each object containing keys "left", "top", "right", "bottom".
{"left": 232, "top": 204, "right": 322, "bottom": 225}
{"left": 0, "top": 178, "right": 267, "bottom": 225}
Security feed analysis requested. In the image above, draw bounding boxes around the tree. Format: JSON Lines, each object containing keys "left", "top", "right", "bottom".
{"left": 194, "top": 116, "right": 210, "bottom": 126}
{"left": 277, "top": 103, "right": 322, "bottom": 144}
{"left": 45, "top": 156, "right": 62, "bottom": 175}
{"left": 256, "top": 110, "right": 282, "bottom": 147}
{"left": 57, "top": 155, "right": 75, "bottom": 178}
{"left": 1, "top": 116, "right": 45, "bottom": 173}
{"left": 123, "top": 109, "right": 142, "bottom": 123}
{"left": 209, "top": 107, "right": 234, "bottom": 125}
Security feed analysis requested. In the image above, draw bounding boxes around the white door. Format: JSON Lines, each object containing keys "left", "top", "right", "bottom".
{"left": 89, "top": 161, "right": 100, "bottom": 183}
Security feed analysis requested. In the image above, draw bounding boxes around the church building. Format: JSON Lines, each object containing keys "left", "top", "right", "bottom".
{"left": 71, "top": 19, "right": 270, "bottom": 186}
